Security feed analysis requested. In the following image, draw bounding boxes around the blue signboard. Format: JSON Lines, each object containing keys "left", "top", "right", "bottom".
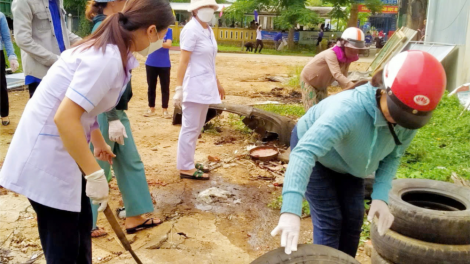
{"left": 261, "top": 31, "right": 299, "bottom": 42}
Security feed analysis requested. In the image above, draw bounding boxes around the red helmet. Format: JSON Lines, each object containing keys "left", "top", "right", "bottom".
{"left": 383, "top": 50, "right": 447, "bottom": 129}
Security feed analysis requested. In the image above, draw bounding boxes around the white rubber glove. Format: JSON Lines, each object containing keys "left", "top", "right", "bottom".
{"left": 368, "top": 200, "right": 394, "bottom": 236}
{"left": 271, "top": 213, "right": 300, "bottom": 254}
{"left": 9, "top": 59, "right": 19, "bottom": 72}
{"left": 85, "top": 169, "right": 109, "bottom": 212}
{"left": 173, "top": 86, "right": 183, "bottom": 107}
{"left": 108, "top": 120, "right": 127, "bottom": 145}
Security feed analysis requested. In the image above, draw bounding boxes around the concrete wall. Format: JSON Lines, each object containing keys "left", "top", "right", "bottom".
{"left": 426, "top": 0, "right": 470, "bottom": 89}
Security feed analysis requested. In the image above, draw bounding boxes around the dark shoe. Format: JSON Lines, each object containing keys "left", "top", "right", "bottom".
{"left": 126, "top": 218, "right": 162, "bottom": 234}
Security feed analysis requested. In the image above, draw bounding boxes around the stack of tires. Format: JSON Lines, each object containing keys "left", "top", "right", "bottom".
{"left": 371, "top": 179, "right": 470, "bottom": 264}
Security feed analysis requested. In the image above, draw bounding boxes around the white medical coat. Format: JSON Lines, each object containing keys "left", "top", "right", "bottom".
{"left": 180, "top": 19, "right": 221, "bottom": 105}
{"left": 0, "top": 44, "right": 138, "bottom": 212}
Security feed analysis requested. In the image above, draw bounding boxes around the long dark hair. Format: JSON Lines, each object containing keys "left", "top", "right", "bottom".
{"left": 74, "top": 0, "right": 174, "bottom": 68}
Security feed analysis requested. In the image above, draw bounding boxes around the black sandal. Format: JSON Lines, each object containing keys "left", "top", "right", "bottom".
{"left": 126, "top": 218, "right": 162, "bottom": 234}
{"left": 195, "top": 163, "right": 210, "bottom": 173}
{"left": 180, "top": 169, "right": 210, "bottom": 180}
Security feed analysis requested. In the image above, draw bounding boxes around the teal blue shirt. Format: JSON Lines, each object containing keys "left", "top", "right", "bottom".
{"left": 281, "top": 83, "right": 417, "bottom": 217}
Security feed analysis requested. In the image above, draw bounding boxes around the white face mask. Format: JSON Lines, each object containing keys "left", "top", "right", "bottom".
{"left": 197, "top": 7, "right": 215, "bottom": 23}
{"left": 137, "top": 31, "right": 164, "bottom": 57}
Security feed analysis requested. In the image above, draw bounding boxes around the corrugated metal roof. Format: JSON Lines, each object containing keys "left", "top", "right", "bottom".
{"left": 407, "top": 42, "right": 456, "bottom": 62}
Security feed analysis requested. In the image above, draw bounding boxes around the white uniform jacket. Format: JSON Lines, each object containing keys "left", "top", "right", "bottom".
{"left": 0, "top": 44, "right": 138, "bottom": 212}
{"left": 180, "top": 18, "right": 221, "bottom": 105}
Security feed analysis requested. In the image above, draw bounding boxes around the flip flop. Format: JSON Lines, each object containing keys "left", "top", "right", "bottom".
{"left": 195, "top": 163, "right": 210, "bottom": 173}
{"left": 180, "top": 169, "right": 210, "bottom": 180}
{"left": 126, "top": 218, "right": 162, "bottom": 234}
{"left": 91, "top": 227, "right": 108, "bottom": 238}
{"left": 1, "top": 117, "right": 10, "bottom": 126}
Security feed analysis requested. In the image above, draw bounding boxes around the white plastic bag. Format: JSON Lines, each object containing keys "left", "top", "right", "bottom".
{"left": 449, "top": 83, "right": 470, "bottom": 110}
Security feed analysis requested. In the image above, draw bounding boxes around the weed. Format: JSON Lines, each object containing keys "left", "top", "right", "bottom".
{"left": 255, "top": 104, "right": 305, "bottom": 119}
{"left": 286, "top": 66, "right": 303, "bottom": 90}
{"left": 227, "top": 114, "right": 252, "bottom": 134}
{"left": 398, "top": 94, "right": 470, "bottom": 181}
{"left": 359, "top": 200, "right": 371, "bottom": 247}
{"left": 268, "top": 195, "right": 310, "bottom": 218}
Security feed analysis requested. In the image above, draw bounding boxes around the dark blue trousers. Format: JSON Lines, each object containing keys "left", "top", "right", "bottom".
{"left": 291, "top": 126, "right": 365, "bottom": 257}
{"left": 29, "top": 178, "right": 92, "bottom": 264}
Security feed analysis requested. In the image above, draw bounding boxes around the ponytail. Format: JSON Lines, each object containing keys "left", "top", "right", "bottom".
{"left": 85, "top": 0, "right": 107, "bottom": 21}
{"left": 74, "top": 0, "right": 175, "bottom": 68}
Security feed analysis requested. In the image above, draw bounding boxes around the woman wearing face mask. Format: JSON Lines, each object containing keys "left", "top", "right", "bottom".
{"left": 300, "top": 27, "right": 367, "bottom": 111}
{"left": 0, "top": 0, "right": 174, "bottom": 262}
{"left": 85, "top": 0, "right": 162, "bottom": 238}
{"left": 271, "top": 51, "right": 446, "bottom": 257}
{"left": 173, "top": 0, "right": 225, "bottom": 180}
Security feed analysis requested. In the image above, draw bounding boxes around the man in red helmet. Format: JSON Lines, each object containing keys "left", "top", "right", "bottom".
{"left": 271, "top": 51, "right": 446, "bottom": 257}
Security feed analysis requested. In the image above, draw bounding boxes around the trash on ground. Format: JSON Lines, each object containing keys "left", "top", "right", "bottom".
{"left": 214, "top": 136, "right": 237, "bottom": 145}
{"left": 197, "top": 187, "right": 234, "bottom": 204}
{"left": 208, "top": 155, "right": 221, "bottom": 162}
{"left": 250, "top": 146, "right": 279, "bottom": 162}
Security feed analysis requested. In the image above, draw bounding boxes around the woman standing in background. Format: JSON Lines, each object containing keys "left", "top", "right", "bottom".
{"left": 0, "top": 11, "right": 19, "bottom": 126}
{"left": 254, "top": 25, "right": 264, "bottom": 53}
{"left": 85, "top": 0, "right": 162, "bottom": 238}
{"left": 174, "top": 0, "right": 225, "bottom": 180}
{"left": 144, "top": 27, "right": 173, "bottom": 119}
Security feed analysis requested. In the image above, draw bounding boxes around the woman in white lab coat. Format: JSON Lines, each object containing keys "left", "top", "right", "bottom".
{"left": 0, "top": 0, "right": 174, "bottom": 262}
{"left": 174, "top": 0, "right": 225, "bottom": 180}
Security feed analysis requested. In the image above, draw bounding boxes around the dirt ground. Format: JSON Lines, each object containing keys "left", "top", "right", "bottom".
{"left": 0, "top": 52, "right": 371, "bottom": 264}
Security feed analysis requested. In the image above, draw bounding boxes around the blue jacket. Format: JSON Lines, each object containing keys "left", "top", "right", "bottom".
{"left": 281, "top": 83, "right": 417, "bottom": 217}
{"left": 0, "top": 12, "right": 17, "bottom": 60}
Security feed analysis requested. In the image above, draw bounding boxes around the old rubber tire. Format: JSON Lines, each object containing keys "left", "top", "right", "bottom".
{"left": 389, "top": 179, "right": 470, "bottom": 244}
{"left": 371, "top": 219, "right": 470, "bottom": 264}
{"left": 251, "top": 244, "right": 360, "bottom": 264}
{"left": 371, "top": 248, "right": 393, "bottom": 264}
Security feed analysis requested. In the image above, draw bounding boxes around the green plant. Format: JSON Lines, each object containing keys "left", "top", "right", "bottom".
{"left": 255, "top": 104, "right": 305, "bottom": 119}
{"left": 398, "top": 93, "right": 470, "bottom": 181}
{"left": 227, "top": 114, "right": 252, "bottom": 134}
{"left": 359, "top": 199, "right": 371, "bottom": 246}
{"left": 286, "top": 66, "right": 303, "bottom": 90}
{"left": 268, "top": 195, "right": 310, "bottom": 218}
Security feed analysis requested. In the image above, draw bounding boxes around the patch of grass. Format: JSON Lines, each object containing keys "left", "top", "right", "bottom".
{"left": 268, "top": 195, "right": 310, "bottom": 217}
{"left": 398, "top": 93, "right": 470, "bottom": 181}
{"left": 227, "top": 114, "right": 252, "bottom": 134}
{"left": 217, "top": 43, "right": 317, "bottom": 57}
{"left": 255, "top": 104, "right": 305, "bottom": 119}
{"left": 286, "top": 65, "right": 303, "bottom": 90}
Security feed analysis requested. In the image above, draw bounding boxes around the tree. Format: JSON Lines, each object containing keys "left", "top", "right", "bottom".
{"left": 324, "top": 0, "right": 383, "bottom": 28}
{"left": 226, "top": 0, "right": 319, "bottom": 49}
